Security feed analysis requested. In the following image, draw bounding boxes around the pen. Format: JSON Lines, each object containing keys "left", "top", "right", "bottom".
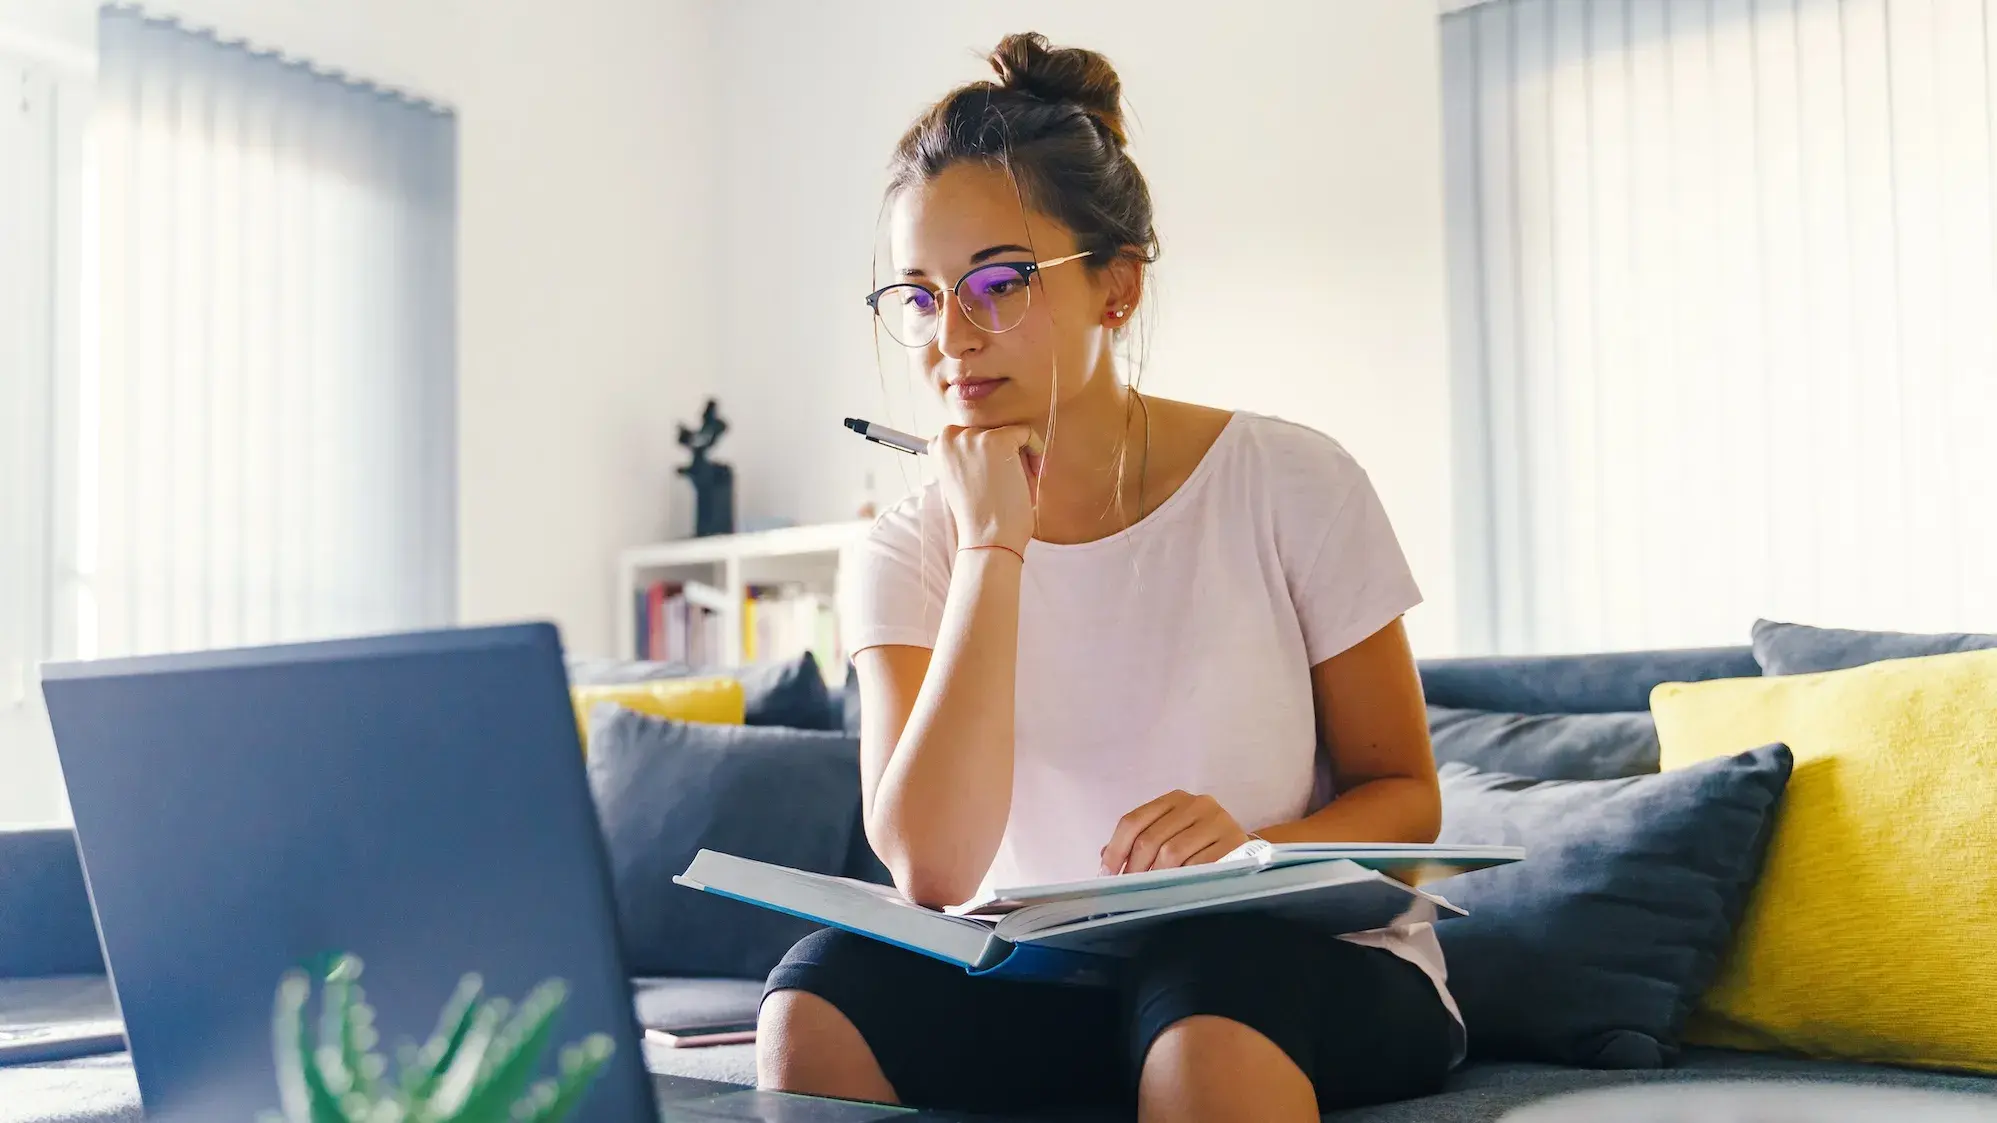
{"left": 844, "top": 417, "right": 929, "bottom": 456}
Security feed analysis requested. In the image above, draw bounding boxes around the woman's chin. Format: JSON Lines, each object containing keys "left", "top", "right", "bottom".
{"left": 946, "top": 397, "right": 1023, "bottom": 427}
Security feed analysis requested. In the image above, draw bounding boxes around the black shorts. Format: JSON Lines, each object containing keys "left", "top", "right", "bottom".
{"left": 762, "top": 912, "right": 1458, "bottom": 1115}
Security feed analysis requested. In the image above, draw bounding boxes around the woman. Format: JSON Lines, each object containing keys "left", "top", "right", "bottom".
{"left": 758, "top": 33, "right": 1459, "bottom": 1123}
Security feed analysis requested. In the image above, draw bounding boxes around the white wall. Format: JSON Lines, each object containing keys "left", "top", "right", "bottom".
{"left": 708, "top": 2, "right": 1462, "bottom": 653}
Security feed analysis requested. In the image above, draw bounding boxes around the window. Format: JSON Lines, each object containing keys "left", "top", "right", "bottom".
{"left": 0, "top": 12, "right": 460, "bottom": 825}
{"left": 88, "top": 10, "right": 460, "bottom": 660}
{"left": 1443, "top": 0, "right": 1997, "bottom": 654}
{"left": 1, "top": 47, "right": 82, "bottom": 826}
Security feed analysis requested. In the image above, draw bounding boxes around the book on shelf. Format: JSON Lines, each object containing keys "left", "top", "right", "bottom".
{"left": 633, "top": 580, "right": 724, "bottom": 666}
{"left": 632, "top": 580, "right": 843, "bottom": 676}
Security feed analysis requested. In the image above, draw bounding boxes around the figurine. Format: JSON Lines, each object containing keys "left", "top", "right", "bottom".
{"left": 677, "top": 398, "right": 735, "bottom": 538}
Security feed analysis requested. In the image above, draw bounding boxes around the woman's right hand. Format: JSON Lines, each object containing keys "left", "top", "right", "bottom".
{"left": 934, "top": 424, "right": 1041, "bottom": 553}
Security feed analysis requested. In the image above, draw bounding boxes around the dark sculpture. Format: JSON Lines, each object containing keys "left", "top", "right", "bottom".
{"left": 677, "top": 398, "right": 735, "bottom": 538}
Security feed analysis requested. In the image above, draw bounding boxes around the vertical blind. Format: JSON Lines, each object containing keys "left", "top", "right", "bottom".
{"left": 1442, "top": 0, "right": 1997, "bottom": 654}
{"left": 90, "top": 9, "right": 459, "bottom": 659}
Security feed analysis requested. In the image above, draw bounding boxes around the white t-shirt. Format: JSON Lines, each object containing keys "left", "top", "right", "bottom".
{"left": 840, "top": 411, "right": 1463, "bottom": 1055}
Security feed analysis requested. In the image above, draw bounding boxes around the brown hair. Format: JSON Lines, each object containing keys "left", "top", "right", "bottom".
{"left": 887, "top": 32, "right": 1160, "bottom": 276}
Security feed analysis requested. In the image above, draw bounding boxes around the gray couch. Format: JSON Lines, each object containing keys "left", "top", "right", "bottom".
{"left": 5, "top": 645, "right": 1993, "bottom": 1122}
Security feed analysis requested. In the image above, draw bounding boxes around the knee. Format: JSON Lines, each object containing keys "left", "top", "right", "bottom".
{"left": 756, "top": 989, "right": 897, "bottom": 1104}
{"left": 1142, "top": 1013, "right": 1289, "bottom": 1077}
{"left": 1138, "top": 1016, "right": 1316, "bottom": 1123}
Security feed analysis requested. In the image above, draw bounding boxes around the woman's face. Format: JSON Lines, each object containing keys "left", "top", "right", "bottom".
{"left": 885, "top": 161, "right": 1127, "bottom": 428}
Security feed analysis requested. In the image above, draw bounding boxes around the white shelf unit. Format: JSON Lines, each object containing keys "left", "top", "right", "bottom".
{"left": 615, "top": 521, "right": 873, "bottom": 666}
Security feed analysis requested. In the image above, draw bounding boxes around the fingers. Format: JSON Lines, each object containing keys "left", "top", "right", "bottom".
{"left": 1123, "top": 797, "right": 1212, "bottom": 874}
{"left": 1100, "top": 790, "right": 1188, "bottom": 875}
{"left": 1184, "top": 839, "right": 1238, "bottom": 866}
{"left": 1103, "top": 792, "right": 1251, "bottom": 874}
{"left": 981, "top": 424, "right": 1040, "bottom": 462}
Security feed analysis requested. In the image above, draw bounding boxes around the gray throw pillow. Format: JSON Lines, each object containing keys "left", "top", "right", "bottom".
{"left": 1751, "top": 618, "right": 1997, "bottom": 676}
{"left": 1428, "top": 705, "right": 1659, "bottom": 781}
{"left": 1432, "top": 743, "right": 1792, "bottom": 1069}
{"left": 585, "top": 705, "right": 862, "bottom": 977}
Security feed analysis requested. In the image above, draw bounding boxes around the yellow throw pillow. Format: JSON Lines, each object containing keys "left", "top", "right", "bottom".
{"left": 1651, "top": 648, "right": 1997, "bottom": 1073}
{"left": 571, "top": 677, "right": 744, "bottom": 754}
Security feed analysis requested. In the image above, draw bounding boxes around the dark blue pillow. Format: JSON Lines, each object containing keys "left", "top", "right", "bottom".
{"left": 585, "top": 706, "right": 861, "bottom": 978}
{"left": 1751, "top": 618, "right": 1997, "bottom": 676}
{"left": 841, "top": 659, "right": 862, "bottom": 737}
{"left": 736, "top": 651, "right": 836, "bottom": 730}
{"left": 1418, "top": 647, "right": 1759, "bottom": 714}
{"left": 1428, "top": 705, "right": 1658, "bottom": 781}
{"left": 0, "top": 828, "right": 106, "bottom": 978}
{"left": 567, "top": 651, "right": 838, "bottom": 730}
{"left": 1433, "top": 743, "right": 1792, "bottom": 1069}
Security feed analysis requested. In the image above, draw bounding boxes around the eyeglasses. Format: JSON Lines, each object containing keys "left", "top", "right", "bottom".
{"left": 865, "top": 251, "right": 1092, "bottom": 348}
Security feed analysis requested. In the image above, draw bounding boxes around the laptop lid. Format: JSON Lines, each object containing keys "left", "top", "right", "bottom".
{"left": 40, "top": 623, "right": 655, "bottom": 1123}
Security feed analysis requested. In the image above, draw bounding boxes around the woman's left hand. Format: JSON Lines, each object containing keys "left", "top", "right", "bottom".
{"left": 1100, "top": 790, "right": 1252, "bottom": 875}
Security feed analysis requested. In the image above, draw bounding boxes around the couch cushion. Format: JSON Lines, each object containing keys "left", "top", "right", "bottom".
{"left": 568, "top": 651, "right": 840, "bottom": 731}
{"left": 1750, "top": 618, "right": 1997, "bottom": 676}
{"left": 0, "top": 830, "right": 105, "bottom": 979}
{"left": 1653, "top": 649, "right": 1997, "bottom": 1074}
{"left": 631, "top": 976, "right": 764, "bottom": 1031}
{"left": 1432, "top": 745, "right": 1792, "bottom": 1069}
{"left": 1428, "top": 706, "right": 1658, "bottom": 782}
{"left": 571, "top": 676, "right": 745, "bottom": 754}
{"left": 1321, "top": 1050, "right": 1997, "bottom": 1123}
{"left": 627, "top": 1042, "right": 1997, "bottom": 1123}
{"left": 1418, "top": 647, "right": 1758, "bottom": 716}
{"left": 586, "top": 707, "right": 862, "bottom": 977}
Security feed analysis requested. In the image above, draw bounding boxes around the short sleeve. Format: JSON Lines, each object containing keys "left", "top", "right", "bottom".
{"left": 1291, "top": 463, "right": 1423, "bottom": 666}
{"left": 838, "top": 486, "right": 956, "bottom": 654}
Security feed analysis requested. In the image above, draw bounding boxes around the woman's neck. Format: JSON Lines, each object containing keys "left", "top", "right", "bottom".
{"left": 1026, "top": 370, "right": 1151, "bottom": 545}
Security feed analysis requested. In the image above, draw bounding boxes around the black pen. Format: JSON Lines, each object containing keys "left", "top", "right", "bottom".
{"left": 844, "top": 417, "right": 929, "bottom": 456}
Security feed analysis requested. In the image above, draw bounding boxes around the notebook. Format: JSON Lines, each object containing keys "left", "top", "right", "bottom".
{"left": 673, "top": 841, "right": 1521, "bottom": 985}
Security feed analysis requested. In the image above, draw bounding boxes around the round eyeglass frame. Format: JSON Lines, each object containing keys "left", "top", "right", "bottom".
{"left": 864, "top": 250, "right": 1093, "bottom": 348}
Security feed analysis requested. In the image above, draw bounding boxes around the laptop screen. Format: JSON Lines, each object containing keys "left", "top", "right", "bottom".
{"left": 41, "top": 623, "right": 655, "bottom": 1123}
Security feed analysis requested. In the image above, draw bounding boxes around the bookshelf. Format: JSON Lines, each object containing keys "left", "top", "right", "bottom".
{"left": 615, "top": 520, "right": 874, "bottom": 668}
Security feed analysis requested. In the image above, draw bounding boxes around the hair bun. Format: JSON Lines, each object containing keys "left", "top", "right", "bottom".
{"left": 988, "top": 32, "right": 1127, "bottom": 146}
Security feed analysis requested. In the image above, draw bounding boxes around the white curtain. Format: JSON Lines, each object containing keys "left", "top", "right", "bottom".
{"left": 1, "top": 52, "right": 66, "bottom": 825}
{"left": 1443, "top": 0, "right": 1997, "bottom": 654}
{"left": 90, "top": 8, "right": 458, "bottom": 659}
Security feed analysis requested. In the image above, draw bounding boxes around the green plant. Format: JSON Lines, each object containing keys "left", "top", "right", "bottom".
{"left": 260, "top": 954, "right": 615, "bottom": 1123}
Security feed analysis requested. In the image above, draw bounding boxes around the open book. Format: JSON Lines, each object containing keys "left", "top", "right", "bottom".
{"left": 673, "top": 841, "right": 1521, "bottom": 986}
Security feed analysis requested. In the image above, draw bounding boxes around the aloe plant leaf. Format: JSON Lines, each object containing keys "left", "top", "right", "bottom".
{"left": 404, "top": 974, "right": 484, "bottom": 1101}
{"left": 316, "top": 956, "right": 364, "bottom": 1098}
{"left": 421, "top": 998, "right": 505, "bottom": 1117}
{"left": 270, "top": 972, "right": 316, "bottom": 1122}
{"left": 449, "top": 982, "right": 566, "bottom": 1122}
{"left": 518, "top": 1036, "right": 615, "bottom": 1123}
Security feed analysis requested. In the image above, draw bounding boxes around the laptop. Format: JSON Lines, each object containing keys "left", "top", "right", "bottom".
{"left": 40, "top": 623, "right": 937, "bottom": 1123}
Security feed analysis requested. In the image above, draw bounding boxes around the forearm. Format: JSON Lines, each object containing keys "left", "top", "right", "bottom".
{"left": 1253, "top": 773, "right": 1441, "bottom": 845}
{"left": 869, "top": 549, "right": 1022, "bottom": 904}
